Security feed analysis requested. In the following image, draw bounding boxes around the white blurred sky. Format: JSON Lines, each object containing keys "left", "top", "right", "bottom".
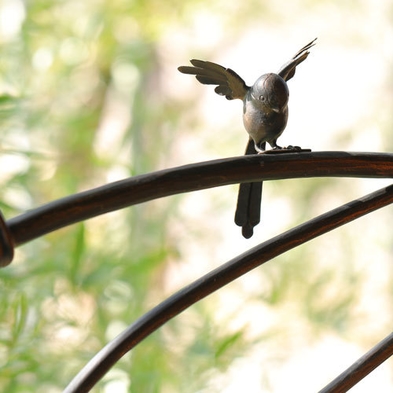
{"left": 160, "top": 1, "right": 393, "bottom": 392}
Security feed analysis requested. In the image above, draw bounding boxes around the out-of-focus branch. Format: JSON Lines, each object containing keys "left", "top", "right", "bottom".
{"left": 319, "top": 331, "right": 393, "bottom": 393}
{"left": 63, "top": 184, "right": 393, "bottom": 393}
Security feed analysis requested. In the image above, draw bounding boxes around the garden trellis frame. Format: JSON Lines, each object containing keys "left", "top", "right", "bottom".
{"left": 1, "top": 151, "right": 393, "bottom": 392}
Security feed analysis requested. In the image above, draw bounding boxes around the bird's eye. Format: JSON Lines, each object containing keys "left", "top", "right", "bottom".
{"left": 259, "top": 95, "right": 265, "bottom": 101}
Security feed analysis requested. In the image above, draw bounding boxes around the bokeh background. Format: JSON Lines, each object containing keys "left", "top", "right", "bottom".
{"left": 1, "top": 0, "right": 393, "bottom": 392}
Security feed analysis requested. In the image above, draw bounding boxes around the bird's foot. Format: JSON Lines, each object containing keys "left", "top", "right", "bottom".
{"left": 285, "top": 145, "right": 301, "bottom": 150}
{"left": 263, "top": 145, "right": 312, "bottom": 154}
{"left": 285, "top": 145, "right": 312, "bottom": 153}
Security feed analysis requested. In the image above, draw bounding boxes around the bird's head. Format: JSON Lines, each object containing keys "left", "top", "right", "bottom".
{"left": 251, "top": 73, "right": 289, "bottom": 112}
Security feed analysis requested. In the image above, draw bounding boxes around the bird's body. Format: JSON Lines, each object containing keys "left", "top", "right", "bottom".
{"left": 178, "top": 38, "right": 316, "bottom": 238}
{"left": 242, "top": 74, "right": 289, "bottom": 151}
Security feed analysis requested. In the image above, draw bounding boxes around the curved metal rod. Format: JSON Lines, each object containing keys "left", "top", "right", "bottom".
{"left": 6, "top": 151, "right": 393, "bottom": 249}
{"left": 63, "top": 184, "right": 393, "bottom": 393}
{"left": 319, "top": 331, "right": 393, "bottom": 393}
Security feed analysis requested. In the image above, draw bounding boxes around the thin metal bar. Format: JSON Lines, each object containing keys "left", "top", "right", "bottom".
{"left": 6, "top": 151, "right": 393, "bottom": 247}
{"left": 319, "top": 332, "right": 393, "bottom": 393}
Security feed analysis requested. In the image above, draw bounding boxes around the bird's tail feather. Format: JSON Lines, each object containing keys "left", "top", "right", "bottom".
{"left": 234, "top": 140, "right": 265, "bottom": 238}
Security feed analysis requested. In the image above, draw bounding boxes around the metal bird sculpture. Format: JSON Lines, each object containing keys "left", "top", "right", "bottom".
{"left": 178, "top": 38, "right": 316, "bottom": 238}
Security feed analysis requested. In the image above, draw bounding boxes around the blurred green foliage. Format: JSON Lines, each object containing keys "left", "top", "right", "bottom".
{"left": 0, "top": 1, "right": 254, "bottom": 392}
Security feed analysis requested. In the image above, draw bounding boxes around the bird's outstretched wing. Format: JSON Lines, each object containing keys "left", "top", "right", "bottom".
{"left": 278, "top": 38, "right": 317, "bottom": 82}
{"left": 178, "top": 60, "right": 249, "bottom": 100}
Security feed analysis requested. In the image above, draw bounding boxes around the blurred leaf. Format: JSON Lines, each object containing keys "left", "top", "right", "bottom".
{"left": 11, "top": 293, "right": 28, "bottom": 344}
